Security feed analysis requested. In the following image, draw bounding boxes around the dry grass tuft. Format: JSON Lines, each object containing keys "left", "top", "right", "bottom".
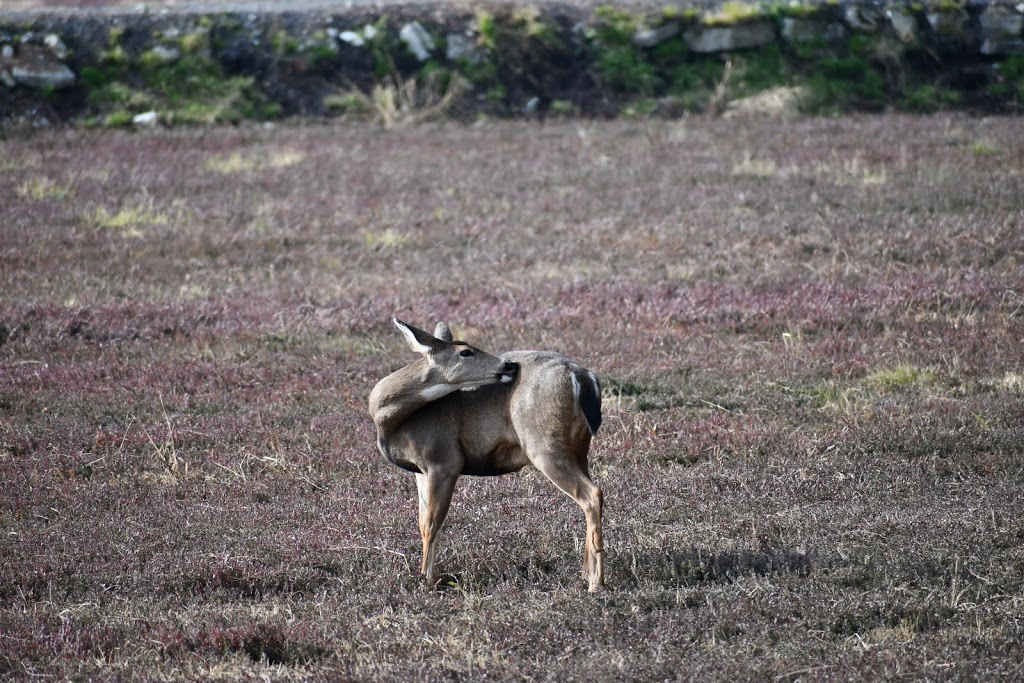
{"left": 366, "top": 72, "right": 467, "bottom": 128}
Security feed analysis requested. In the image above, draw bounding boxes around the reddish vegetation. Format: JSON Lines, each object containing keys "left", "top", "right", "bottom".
{"left": 2, "top": 115, "right": 1023, "bottom": 680}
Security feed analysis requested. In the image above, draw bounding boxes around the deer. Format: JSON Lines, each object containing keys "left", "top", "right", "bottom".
{"left": 368, "top": 319, "right": 605, "bottom": 592}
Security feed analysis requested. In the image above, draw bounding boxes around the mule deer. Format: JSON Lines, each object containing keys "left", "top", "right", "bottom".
{"left": 368, "top": 319, "right": 605, "bottom": 592}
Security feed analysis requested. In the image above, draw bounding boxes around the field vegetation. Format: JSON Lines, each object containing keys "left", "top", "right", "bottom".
{"left": 2, "top": 114, "right": 1023, "bottom": 680}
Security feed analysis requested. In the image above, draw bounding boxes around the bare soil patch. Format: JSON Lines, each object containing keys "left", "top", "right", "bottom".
{"left": 2, "top": 115, "right": 1023, "bottom": 680}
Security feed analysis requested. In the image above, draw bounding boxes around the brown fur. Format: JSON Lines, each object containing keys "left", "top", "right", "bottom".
{"left": 368, "top": 319, "right": 605, "bottom": 592}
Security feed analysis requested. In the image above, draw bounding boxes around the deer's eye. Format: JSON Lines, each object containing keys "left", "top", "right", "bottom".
{"left": 459, "top": 349, "right": 474, "bottom": 358}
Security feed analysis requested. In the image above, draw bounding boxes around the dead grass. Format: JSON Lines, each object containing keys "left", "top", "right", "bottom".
{"left": 1, "top": 114, "right": 1023, "bottom": 681}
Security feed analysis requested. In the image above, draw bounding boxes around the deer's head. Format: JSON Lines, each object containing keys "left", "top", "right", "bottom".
{"left": 393, "top": 319, "right": 518, "bottom": 395}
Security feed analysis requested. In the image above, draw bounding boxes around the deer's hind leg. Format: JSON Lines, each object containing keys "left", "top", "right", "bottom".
{"left": 415, "top": 471, "right": 458, "bottom": 587}
{"left": 527, "top": 442, "right": 605, "bottom": 592}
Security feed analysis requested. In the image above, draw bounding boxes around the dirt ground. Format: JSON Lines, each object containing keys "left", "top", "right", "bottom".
{"left": 2, "top": 115, "right": 1023, "bottom": 680}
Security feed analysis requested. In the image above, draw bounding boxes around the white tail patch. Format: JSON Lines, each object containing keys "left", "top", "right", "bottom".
{"left": 570, "top": 372, "right": 582, "bottom": 414}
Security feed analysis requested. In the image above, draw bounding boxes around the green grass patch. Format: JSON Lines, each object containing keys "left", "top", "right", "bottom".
{"left": 866, "top": 365, "right": 935, "bottom": 391}
{"left": 16, "top": 176, "right": 75, "bottom": 201}
{"left": 970, "top": 138, "right": 1001, "bottom": 156}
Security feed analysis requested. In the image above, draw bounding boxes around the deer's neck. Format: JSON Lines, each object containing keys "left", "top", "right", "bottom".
{"left": 369, "top": 361, "right": 449, "bottom": 436}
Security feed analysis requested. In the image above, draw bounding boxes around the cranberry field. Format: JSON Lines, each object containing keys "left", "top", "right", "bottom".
{"left": 2, "top": 115, "right": 1023, "bottom": 680}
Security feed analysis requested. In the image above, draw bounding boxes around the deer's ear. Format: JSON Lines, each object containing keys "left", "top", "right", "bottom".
{"left": 433, "top": 322, "right": 453, "bottom": 343}
{"left": 394, "top": 318, "right": 436, "bottom": 354}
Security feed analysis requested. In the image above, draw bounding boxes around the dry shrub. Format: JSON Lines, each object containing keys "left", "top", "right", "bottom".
{"left": 349, "top": 72, "right": 467, "bottom": 128}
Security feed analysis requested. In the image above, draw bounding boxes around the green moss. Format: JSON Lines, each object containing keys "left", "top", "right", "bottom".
{"left": 662, "top": 6, "right": 701, "bottom": 23}
{"left": 510, "top": 6, "right": 558, "bottom": 48}
{"left": 650, "top": 35, "right": 688, "bottom": 64}
{"left": 900, "top": 84, "right": 961, "bottom": 112}
{"left": 794, "top": 35, "right": 892, "bottom": 112}
{"left": 790, "top": 37, "right": 830, "bottom": 61}
{"left": 593, "top": 6, "right": 642, "bottom": 46}
{"left": 597, "top": 45, "right": 660, "bottom": 95}
{"left": 804, "top": 56, "right": 886, "bottom": 111}
{"left": 988, "top": 55, "right": 1024, "bottom": 104}
{"left": 178, "top": 31, "right": 207, "bottom": 55}
{"left": 459, "top": 58, "right": 499, "bottom": 87}
{"left": 621, "top": 98, "right": 659, "bottom": 118}
{"left": 105, "top": 110, "right": 135, "bottom": 127}
{"left": 549, "top": 98, "right": 576, "bottom": 115}
{"left": 324, "top": 92, "right": 372, "bottom": 116}
{"left": 731, "top": 44, "right": 790, "bottom": 97}
{"left": 272, "top": 30, "right": 302, "bottom": 56}
{"left": 704, "top": 2, "right": 765, "bottom": 27}
{"left": 485, "top": 83, "right": 507, "bottom": 103}
{"left": 769, "top": 1, "right": 823, "bottom": 18}
{"left": 475, "top": 9, "right": 498, "bottom": 51}
{"left": 591, "top": 7, "right": 661, "bottom": 95}
{"left": 79, "top": 30, "right": 280, "bottom": 127}
{"left": 100, "top": 44, "right": 129, "bottom": 65}
{"left": 308, "top": 42, "right": 339, "bottom": 65}
{"left": 419, "top": 61, "right": 453, "bottom": 91}
{"left": 667, "top": 59, "right": 725, "bottom": 97}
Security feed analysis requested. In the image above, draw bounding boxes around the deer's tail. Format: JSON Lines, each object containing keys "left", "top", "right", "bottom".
{"left": 572, "top": 369, "right": 602, "bottom": 436}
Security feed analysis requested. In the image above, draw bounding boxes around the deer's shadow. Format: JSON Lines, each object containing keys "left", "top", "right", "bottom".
{"left": 612, "top": 543, "right": 815, "bottom": 589}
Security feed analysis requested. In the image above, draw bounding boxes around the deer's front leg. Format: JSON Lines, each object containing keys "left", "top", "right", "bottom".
{"left": 415, "top": 470, "right": 458, "bottom": 587}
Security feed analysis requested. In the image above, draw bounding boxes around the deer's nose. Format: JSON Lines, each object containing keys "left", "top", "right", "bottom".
{"left": 498, "top": 361, "right": 519, "bottom": 383}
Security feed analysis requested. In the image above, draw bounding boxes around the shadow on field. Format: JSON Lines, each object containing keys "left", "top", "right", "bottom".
{"left": 616, "top": 545, "right": 814, "bottom": 589}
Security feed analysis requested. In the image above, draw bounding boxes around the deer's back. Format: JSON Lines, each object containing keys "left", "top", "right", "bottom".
{"left": 504, "top": 350, "right": 602, "bottom": 438}
{"left": 379, "top": 351, "right": 600, "bottom": 476}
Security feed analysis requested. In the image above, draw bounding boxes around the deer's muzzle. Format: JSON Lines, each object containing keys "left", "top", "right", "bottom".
{"left": 499, "top": 361, "right": 519, "bottom": 383}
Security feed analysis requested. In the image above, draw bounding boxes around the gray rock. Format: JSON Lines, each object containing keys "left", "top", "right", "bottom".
{"left": 132, "top": 110, "right": 159, "bottom": 126}
{"left": 9, "top": 44, "right": 75, "bottom": 90}
{"left": 399, "top": 21, "right": 435, "bottom": 62}
{"left": 43, "top": 34, "right": 68, "bottom": 61}
{"left": 781, "top": 18, "right": 848, "bottom": 43}
{"left": 1, "top": 45, "right": 13, "bottom": 60}
{"left": 980, "top": 9, "right": 1024, "bottom": 54}
{"left": 926, "top": 10, "right": 970, "bottom": 39}
{"left": 338, "top": 30, "right": 365, "bottom": 47}
{"left": 983, "top": 39, "right": 1024, "bottom": 54}
{"left": 633, "top": 22, "right": 680, "bottom": 48}
{"left": 446, "top": 33, "right": 482, "bottom": 64}
{"left": 683, "top": 21, "right": 775, "bottom": 53}
{"left": 149, "top": 44, "right": 180, "bottom": 62}
{"left": 339, "top": 24, "right": 378, "bottom": 48}
{"left": 0, "top": 67, "right": 15, "bottom": 88}
{"left": 980, "top": 10, "right": 1024, "bottom": 38}
{"left": 844, "top": 3, "right": 886, "bottom": 32}
{"left": 888, "top": 9, "right": 919, "bottom": 45}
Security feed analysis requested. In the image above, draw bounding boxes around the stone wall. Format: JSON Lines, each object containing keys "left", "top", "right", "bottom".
{"left": 1, "top": 1, "right": 1022, "bottom": 126}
